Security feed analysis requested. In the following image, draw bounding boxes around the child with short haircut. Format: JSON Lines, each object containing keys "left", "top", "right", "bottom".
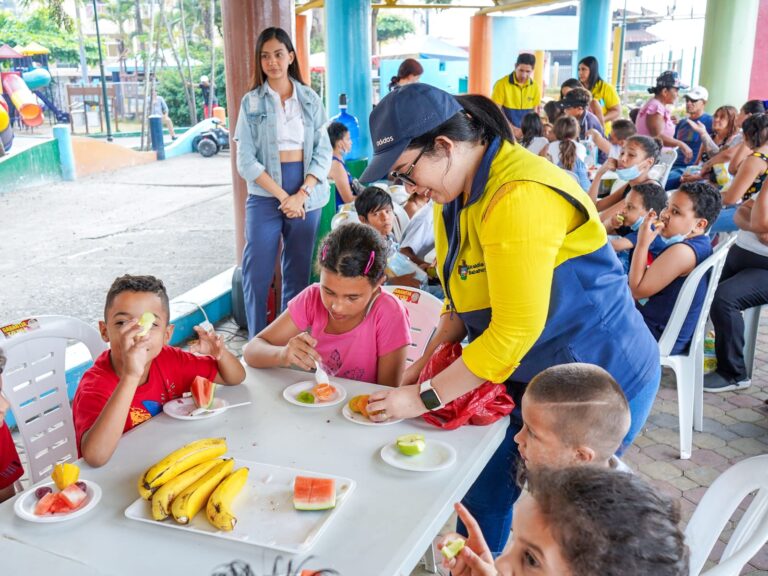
{"left": 514, "top": 363, "right": 632, "bottom": 471}
{"left": 609, "top": 181, "right": 669, "bottom": 273}
{"left": 0, "top": 349, "right": 24, "bottom": 502}
{"left": 543, "top": 116, "right": 590, "bottom": 190}
{"left": 73, "top": 275, "right": 246, "bottom": 467}
{"left": 355, "top": 186, "right": 429, "bottom": 289}
{"left": 243, "top": 223, "right": 411, "bottom": 387}
{"left": 630, "top": 181, "right": 723, "bottom": 354}
{"left": 443, "top": 467, "right": 688, "bottom": 576}
{"left": 589, "top": 118, "right": 637, "bottom": 160}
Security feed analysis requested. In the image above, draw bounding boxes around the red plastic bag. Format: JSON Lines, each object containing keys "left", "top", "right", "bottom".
{"left": 418, "top": 342, "right": 515, "bottom": 430}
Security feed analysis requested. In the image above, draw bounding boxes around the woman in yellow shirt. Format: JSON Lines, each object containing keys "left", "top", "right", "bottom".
{"left": 360, "top": 83, "right": 659, "bottom": 557}
{"left": 578, "top": 56, "right": 622, "bottom": 133}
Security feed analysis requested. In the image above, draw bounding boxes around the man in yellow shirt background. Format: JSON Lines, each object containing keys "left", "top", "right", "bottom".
{"left": 491, "top": 53, "right": 542, "bottom": 139}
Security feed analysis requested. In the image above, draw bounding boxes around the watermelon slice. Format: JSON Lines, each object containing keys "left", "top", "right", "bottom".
{"left": 60, "top": 483, "right": 88, "bottom": 509}
{"left": 293, "top": 476, "right": 336, "bottom": 511}
{"left": 48, "top": 493, "right": 76, "bottom": 514}
{"left": 191, "top": 375, "right": 216, "bottom": 409}
{"left": 34, "top": 492, "right": 57, "bottom": 515}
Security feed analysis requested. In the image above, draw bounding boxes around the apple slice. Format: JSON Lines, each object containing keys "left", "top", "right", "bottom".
{"left": 396, "top": 434, "right": 426, "bottom": 456}
{"left": 441, "top": 538, "right": 466, "bottom": 560}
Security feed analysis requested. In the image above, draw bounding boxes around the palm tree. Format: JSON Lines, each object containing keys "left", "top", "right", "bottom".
{"left": 101, "top": 0, "right": 134, "bottom": 74}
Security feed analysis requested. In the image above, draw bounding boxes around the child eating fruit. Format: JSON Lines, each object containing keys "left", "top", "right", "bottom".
{"left": 243, "top": 223, "right": 411, "bottom": 387}
{"left": 73, "top": 275, "right": 245, "bottom": 467}
{"left": 441, "top": 466, "right": 689, "bottom": 576}
{"left": 0, "top": 349, "right": 24, "bottom": 502}
{"left": 629, "top": 181, "right": 722, "bottom": 354}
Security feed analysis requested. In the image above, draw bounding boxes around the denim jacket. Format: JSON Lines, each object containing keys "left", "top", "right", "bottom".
{"left": 234, "top": 78, "right": 332, "bottom": 211}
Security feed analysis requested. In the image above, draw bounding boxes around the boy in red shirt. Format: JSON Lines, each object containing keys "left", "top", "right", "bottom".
{"left": 73, "top": 275, "right": 246, "bottom": 467}
{"left": 0, "top": 349, "right": 24, "bottom": 502}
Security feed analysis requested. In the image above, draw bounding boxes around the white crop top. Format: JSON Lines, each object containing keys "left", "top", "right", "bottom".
{"left": 266, "top": 83, "right": 305, "bottom": 151}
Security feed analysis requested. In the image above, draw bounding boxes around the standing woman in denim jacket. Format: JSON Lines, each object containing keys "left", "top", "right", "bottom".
{"left": 235, "top": 27, "right": 332, "bottom": 338}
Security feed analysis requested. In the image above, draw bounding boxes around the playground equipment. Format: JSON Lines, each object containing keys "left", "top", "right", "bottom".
{"left": 2, "top": 73, "right": 43, "bottom": 126}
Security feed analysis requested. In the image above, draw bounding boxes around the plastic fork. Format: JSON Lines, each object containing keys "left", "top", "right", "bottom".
{"left": 190, "top": 401, "right": 252, "bottom": 417}
{"left": 314, "top": 360, "right": 330, "bottom": 386}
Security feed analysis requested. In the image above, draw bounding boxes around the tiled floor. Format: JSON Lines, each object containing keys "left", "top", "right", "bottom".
{"left": 11, "top": 314, "right": 767, "bottom": 575}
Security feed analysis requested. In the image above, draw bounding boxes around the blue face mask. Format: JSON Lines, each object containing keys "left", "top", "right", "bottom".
{"left": 616, "top": 165, "right": 641, "bottom": 181}
{"left": 661, "top": 234, "right": 687, "bottom": 246}
{"left": 630, "top": 216, "right": 645, "bottom": 231}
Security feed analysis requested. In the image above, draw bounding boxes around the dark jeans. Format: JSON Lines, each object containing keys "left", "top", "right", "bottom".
{"left": 242, "top": 162, "right": 321, "bottom": 338}
{"left": 710, "top": 244, "right": 768, "bottom": 381}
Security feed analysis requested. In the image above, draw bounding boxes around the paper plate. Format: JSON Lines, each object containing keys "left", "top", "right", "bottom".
{"left": 14, "top": 480, "right": 102, "bottom": 523}
{"left": 380, "top": 440, "right": 457, "bottom": 472}
{"left": 162, "top": 396, "right": 229, "bottom": 420}
{"left": 283, "top": 381, "right": 346, "bottom": 408}
{"left": 341, "top": 403, "right": 403, "bottom": 426}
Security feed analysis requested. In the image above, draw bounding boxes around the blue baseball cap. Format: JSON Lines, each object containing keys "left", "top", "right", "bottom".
{"left": 360, "top": 83, "right": 463, "bottom": 183}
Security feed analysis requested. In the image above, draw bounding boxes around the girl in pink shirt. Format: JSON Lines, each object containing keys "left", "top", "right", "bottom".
{"left": 636, "top": 70, "right": 693, "bottom": 162}
{"left": 243, "top": 223, "right": 412, "bottom": 386}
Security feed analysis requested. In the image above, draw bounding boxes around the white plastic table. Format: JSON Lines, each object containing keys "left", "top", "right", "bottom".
{"left": 0, "top": 366, "right": 508, "bottom": 576}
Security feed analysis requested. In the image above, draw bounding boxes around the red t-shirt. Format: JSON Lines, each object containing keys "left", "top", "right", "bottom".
{"left": 72, "top": 346, "right": 218, "bottom": 451}
{"left": 0, "top": 421, "right": 23, "bottom": 489}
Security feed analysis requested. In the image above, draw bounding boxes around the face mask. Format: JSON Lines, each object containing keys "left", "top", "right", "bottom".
{"left": 661, "top": 233, "right": 687, "bottom": 246}
{"left": 630, "top": 216, "right": 644, "bottom": 231}
{"left": 616, "top": 165, "right": 641, "bottom": 181}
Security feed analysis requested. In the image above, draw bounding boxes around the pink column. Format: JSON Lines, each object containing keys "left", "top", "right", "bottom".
{"left": 749, "top": 0, "right": 768, "bottom": 99}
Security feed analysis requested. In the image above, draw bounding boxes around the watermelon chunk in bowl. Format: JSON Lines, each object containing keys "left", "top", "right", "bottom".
{"left": 192, "top": 375, "right": 217, "bottom": 409}
{"left": 293, "top": 476, "right": 336, "bottom": 511}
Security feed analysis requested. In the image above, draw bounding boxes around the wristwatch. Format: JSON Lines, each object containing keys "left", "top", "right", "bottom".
{"left": 300, "top": 184, "right": 315, "bottom": 196}
{"left": 419, "top": 379, "right": 445, "bottom": 411}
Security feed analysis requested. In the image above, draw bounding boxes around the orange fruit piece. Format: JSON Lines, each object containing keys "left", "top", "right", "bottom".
{"left": 348, "top": 394, "right": 369, "bottom": 416}
{"left": 312, "top": 383, "right": 336, "bottom": 401}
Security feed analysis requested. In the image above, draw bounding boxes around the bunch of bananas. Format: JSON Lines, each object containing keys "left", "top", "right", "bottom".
{"left": 137, "top": 437, "right": 249, "bottom": 531}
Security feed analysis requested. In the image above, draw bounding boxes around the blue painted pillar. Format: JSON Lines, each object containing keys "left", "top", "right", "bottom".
{"left": 149, "top": 115, "right": 166, "bottom": 160}
{"left": 53, "top": 124, "right": 76, "bottom": 181}
{"left": 577, "top": 0, "right": 612, "bottom": 78}
{"left": 326, "top": 0, "right": 372, "bottom": 160}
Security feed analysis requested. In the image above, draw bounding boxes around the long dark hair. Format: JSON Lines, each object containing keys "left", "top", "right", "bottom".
{"left": 521, "top": 112, "right": 543, "bottom": 148}
{"left": 554, "top": 115, "right": 579, "bottom": 170}
{"left": 741, "top": 99, "right": 766, "bottom": 116}
{"left": 406, "top": 94, "right": 514, "bottom": 156}
{"left": 388, "top": 58, "right": 424, "bottom": 91}
{"left": 318, "top": 222, "right": 387, "bottom": 284}
{"left": 578, "top": 56, "right": 602, "bottom": 91}
{"left": 251, "top": 27, "right": 304, "bottom": 89}
{"left": 713, "top": 105, "right": 738, "bottom": 143}
{"left": 742, "top": 113, "right": 768, "bottom": 150}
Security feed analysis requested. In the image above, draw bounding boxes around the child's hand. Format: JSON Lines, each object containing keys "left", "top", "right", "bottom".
{"left": 438, "top": 503, "right": 496, "bottom": 576}
{"left": 602, "top": 158, "right": 618, "bottom": 173}
{"left": 281, "top": 332, "right": 320, "bottom": 371}
{"left": 587, "top": 128, "right": 600, "bottom": 140}
{"left": 121, "top": 320, "right": 152, "bottom": 379}
{"left": 611, "top": 212, "right": 626, "bottom": 229}
{"left": 190, "top": 325, "right": 224, "bottom": 360}
{"left": 637, "top": 209, "right": 662, "bottom": 247}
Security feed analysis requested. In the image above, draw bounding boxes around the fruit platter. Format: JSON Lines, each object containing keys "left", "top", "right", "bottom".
{"left": 125, "top": 438, "right": 355, "bottom": 553}
{"left": 283, "top": 380, "right": 347, "bottom": 408}
{"left": 342, "top": 394, "right": 403, "bottom": 426}
{"left": 14, "top": 463, "right": 102, "bottom": 523}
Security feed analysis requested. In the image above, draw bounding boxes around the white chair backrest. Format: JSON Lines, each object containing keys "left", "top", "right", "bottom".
{"left": 382, "top": 286, "right": 442, "bottom": 365}
{"left": 654, "top": 146, "right": 679, "bottom": 188}
{"left": 0, "top": 316, "right": 106, "bottom": 484}
{"left": 658, "top": 235, "right": 736, "bottom": 358}
{"left": 685, "top": 455, "right": 768, "bottom": 576}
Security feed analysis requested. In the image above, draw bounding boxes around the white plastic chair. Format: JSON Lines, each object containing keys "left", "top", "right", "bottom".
{"left": 654, "top": 146, "right": 679, "bottom": 189}
{"left": 382, "top": 286, "right": 442, "bottom": 365}
{"left": 0, "top": 315, "right": 106, "bottom": 484}
{"left": 658, "top": 235, "right": 736, "bottom": 459}
{"left": 685, "top": 455, "right": 768, "bottom": 576}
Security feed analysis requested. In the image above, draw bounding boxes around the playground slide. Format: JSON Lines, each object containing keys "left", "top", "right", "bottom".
{"left": 22, "top": 68, "right": 51, "bottom": 91}
{"left": 164, "top": 117, "right": 217, "bottom": 159}
{"left": 1, "top": 74, "right": 42, "bottom": 125}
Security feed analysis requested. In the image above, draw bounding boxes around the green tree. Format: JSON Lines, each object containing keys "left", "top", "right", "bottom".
{"left": 0, "top": 8, "right": 99, "bottom": 66}
{"left": 376, "top": 13, "right": 414, "bottom": 46}
{"left": 156, "top": 60, "right": 226, "bottom": 127}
